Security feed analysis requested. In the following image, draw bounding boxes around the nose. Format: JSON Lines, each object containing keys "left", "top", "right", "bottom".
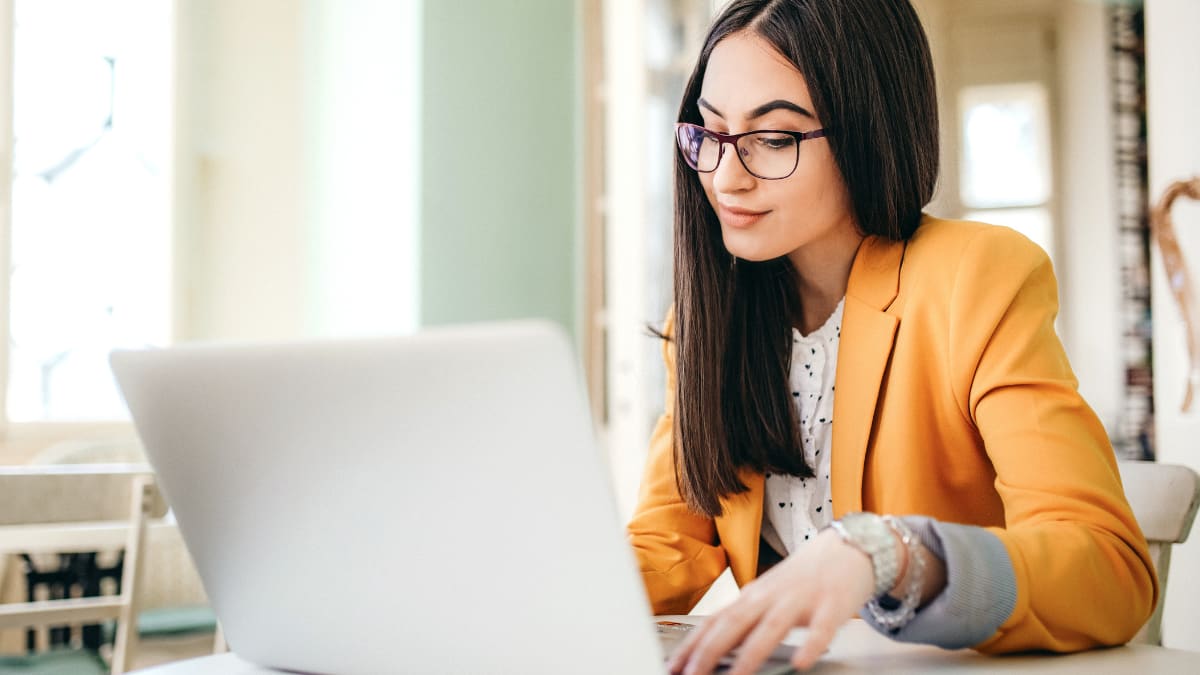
{"left": 710, "top": 141, "right": 756, "bottom": 193}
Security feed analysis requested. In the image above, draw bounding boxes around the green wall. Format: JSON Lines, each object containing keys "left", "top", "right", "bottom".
{"left": 419, "top": 0, "right": 579, "bottom": 337}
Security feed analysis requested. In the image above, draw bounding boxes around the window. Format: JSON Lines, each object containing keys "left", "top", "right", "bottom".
{"left": 3, "top": 0, "right": 173, "bottom": 423}
{"left": 959, "top": 82, "right": 1055, "bottom": 259}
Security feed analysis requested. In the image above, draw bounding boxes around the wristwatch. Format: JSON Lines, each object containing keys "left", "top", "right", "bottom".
{"left": 829, "top": 512, "right": 900, "bottom": 598}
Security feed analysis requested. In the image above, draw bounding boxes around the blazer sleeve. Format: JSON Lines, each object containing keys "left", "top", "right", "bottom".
{"left": 626, "top": 310, "right": 730, "bottom": 614}
{"left": 949, "top": 227, "right": 1158, "bottom": 653}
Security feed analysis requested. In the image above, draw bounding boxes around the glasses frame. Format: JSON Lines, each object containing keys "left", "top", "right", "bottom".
{"left": 675, "top": 122, "right": 828, "bottom": 180}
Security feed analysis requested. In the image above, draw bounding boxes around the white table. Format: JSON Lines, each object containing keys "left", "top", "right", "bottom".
{"left": 132, "top": 617, "right": 1200, "bottom": 674}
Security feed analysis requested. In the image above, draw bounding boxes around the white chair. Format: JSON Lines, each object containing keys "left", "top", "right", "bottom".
{"left": 30, "top": 439, "right": 224, "bottom": 666}
{"left": 0, "top": 465, "right": 165, "bottom": 673}
{"left": 1117, "top": 460, "right": 1200, "bottom": 646}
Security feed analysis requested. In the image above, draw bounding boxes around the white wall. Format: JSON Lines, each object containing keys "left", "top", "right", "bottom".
{"left": 173, "top": 0, "right": 308, "bottom": 341}
{"left": 603, "top": 0, "right": 650, "bottom": 520}
{"left": 1055, "top": 1, "right": 1122, "bottom": 433}
{"left": 173, "top": 0, "right": 420, "bottom": 342}
{"left": 1146, "top": 0, "right": 1200, "bottom": 650}
{"left": 304, "top": 0, "right": 420, "bottom": 337}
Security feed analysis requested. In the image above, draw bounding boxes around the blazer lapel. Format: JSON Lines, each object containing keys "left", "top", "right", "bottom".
{"left": 715, "top": 467, "right": 763, "bottom": 586}
{"left": 831, "top": 235, "right": 904, "bottom": 516}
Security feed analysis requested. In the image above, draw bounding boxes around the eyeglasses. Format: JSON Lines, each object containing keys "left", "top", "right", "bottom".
{"left": 675, "top": 122, "right": 828, "bottom": 180}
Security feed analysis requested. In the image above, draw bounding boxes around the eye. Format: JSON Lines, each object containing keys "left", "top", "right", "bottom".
{"left": 753, "top": 133, "right": 797, "bottom": 151}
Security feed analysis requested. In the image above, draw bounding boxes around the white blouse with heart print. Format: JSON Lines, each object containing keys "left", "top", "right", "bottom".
{"left": 761, "top": 297, "right": 843, "bottom": 557}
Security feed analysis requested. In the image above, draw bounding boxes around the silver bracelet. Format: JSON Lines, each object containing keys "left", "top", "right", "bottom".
{"left": 867, "top": 515, "right": 925, "bottom": 632}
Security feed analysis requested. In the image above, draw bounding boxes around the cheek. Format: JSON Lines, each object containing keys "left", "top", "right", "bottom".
{"left": 784, "top": 160, "right": 850, "bottom": 214}
{"left": 811, "top": 152, "right": 851, "bottom": 204}
{"left": 699, "top": 174, "right": 717, "bottom": 205}
{"left": 770, "top": 178, "right": 819, "bottom": 216}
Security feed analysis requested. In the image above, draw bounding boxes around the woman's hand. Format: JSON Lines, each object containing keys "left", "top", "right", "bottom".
{"left": 665, "top": 528, "right": 876, "bottom": 675}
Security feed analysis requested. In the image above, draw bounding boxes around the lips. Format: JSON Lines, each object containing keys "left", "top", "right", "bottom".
{"left": 718, "top": 203, "right": 770, "bottom": 229}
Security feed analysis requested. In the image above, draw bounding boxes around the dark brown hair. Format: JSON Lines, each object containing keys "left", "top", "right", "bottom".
{"left": 671, "top": 0, "right": 939, "bottom": 517}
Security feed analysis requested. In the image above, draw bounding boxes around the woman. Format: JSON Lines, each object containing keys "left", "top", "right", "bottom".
{"left": 625, "top": 1, "right": 1158, "bottom": 673}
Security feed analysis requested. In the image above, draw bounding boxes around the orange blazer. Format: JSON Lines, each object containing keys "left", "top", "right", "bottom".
{"left": 627, "top": 216, "right": 1157, "bottom": 653}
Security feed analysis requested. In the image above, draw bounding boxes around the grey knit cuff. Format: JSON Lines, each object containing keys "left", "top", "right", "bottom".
{"left": 858, "top": 516, "right": 1016, "bottom": 649}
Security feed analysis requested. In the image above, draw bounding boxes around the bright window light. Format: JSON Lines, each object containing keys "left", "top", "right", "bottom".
{"left": 8, "top": 0, "right": 172, "bottom": 421}
{"left": 959, "top": 83, "right": 1052, "bottom": 209}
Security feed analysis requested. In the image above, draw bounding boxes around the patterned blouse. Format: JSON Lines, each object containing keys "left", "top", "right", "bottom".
{"left": 762, "top": 298, "right": 843, "bottom": 557}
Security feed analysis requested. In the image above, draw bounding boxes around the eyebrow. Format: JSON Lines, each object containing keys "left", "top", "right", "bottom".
{"left": 698, "top": 97, "right": 816, "bottom": 121}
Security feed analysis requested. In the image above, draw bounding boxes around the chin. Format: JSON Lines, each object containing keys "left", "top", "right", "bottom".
{"left": 721, "top": 228, "right": 788, "bottom": 262}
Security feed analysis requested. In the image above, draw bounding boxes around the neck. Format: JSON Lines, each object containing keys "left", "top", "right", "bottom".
{"left": 788, "top": 228, "right": 865, "bottom": 334}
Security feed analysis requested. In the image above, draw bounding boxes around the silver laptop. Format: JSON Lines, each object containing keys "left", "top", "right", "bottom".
{"left": 111, "top": 321, "right": 673, "bottom": 674}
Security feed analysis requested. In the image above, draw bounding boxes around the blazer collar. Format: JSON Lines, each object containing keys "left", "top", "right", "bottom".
{"left": 830, "top": 234, "right": 905, "bottom": 515}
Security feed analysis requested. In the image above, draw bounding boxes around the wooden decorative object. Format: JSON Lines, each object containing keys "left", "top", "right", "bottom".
{"left": 1149, "top": 176, "right": 1200, "bottom": 412}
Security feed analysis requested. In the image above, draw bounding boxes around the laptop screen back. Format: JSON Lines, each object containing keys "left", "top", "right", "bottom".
{"left": 111, "top": 321, "right": 664, "bottom": 675}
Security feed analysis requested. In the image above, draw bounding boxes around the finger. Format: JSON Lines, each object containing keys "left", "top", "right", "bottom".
{"left": 677, "top": 605, "right": 763, "bottom": 675}
{"left": 666, "top": 614, "right": 731, "bottom": 674}
{"left": 790, "top": 602, "right": 842, "bottom": 671}
{"left": 665, "top": 621, "right": 709, "bottom": 674}
{"left": 726, "top": 604, "right": 799, "bottom": 675}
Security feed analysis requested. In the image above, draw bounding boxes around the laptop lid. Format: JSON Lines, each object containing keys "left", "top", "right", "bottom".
{"left": 111, "top": 321, "right": 665, "bottom": 675}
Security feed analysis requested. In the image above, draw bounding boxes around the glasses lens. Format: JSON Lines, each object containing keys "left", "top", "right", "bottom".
{"left": 677, "top": 125, "right": 720, "bottom": 172}
{"left": 737, "top": 132, "right": 799, "bottom": 179}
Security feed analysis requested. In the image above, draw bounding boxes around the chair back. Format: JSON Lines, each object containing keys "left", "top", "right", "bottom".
{"left": 0, "top": 464, "right": 166, "bottom": 527}
{"left": 0, "top": 465, "right": 163, "bottom": 673}
{"left": 1117, "top": 460, "right": 1200, "bottom": 646}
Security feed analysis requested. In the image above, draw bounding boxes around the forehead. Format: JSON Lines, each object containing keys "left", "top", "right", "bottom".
{"left": 700, "top": 31, "right": 813, "bottom": 115}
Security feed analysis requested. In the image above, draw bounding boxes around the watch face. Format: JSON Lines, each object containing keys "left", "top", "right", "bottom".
{"left": 839, "top": 513, "right": 891, "bottom": 553}
{"left": 835, "top": 513, "right": 900, "bottom": 596}
{"left": 841, "top": 512, "right": 877, "bottom": 538}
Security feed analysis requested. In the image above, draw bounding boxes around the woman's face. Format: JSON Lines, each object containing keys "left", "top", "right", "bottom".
{"left": 697, "top": 31, "right": 856, "bottom": 263}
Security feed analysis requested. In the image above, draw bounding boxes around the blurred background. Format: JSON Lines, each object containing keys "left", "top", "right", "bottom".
{"left": 0, "top": 0, "right": 1197, "bottom": 663}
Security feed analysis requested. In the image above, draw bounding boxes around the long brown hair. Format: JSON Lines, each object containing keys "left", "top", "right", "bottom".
{"left": 671, "top": 0, "right": 939, "bottom": 517}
